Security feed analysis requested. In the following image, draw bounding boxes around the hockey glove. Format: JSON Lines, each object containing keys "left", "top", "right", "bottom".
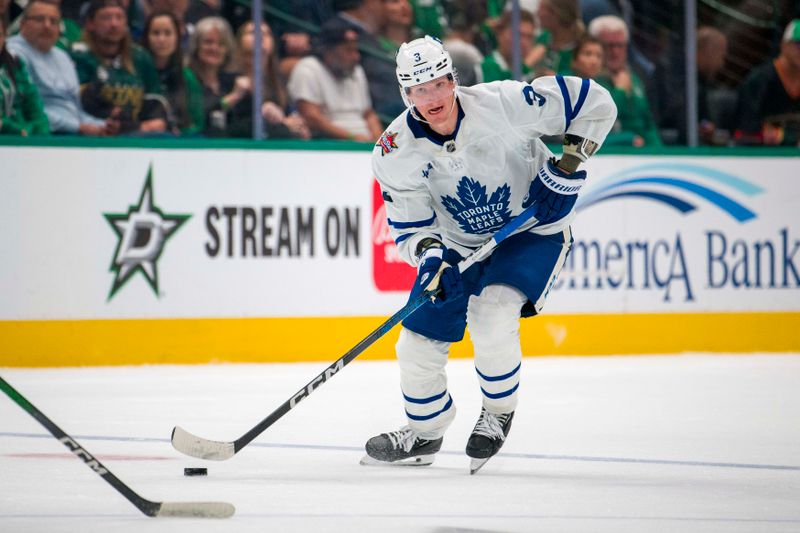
{"left": 522, "top": 158, "right": 587, "bottom": 225}
{"left": 411, "top": 246, "right": 464, "bottom": 307}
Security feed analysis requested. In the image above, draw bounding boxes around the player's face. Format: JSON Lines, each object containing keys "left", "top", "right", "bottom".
{"left": 572, "top": 42, "right": 603, "bottom": 79}
{"left": 89, "top": 6, "right": 127, "bottom": 45}
{"left": 197, "top": 27, "right": 226, "bottom": 68}
{"left": 406, "top": 75, "right": 456, "bottom": 127}
{"left": 147, "top": 15, "right": 178, "bottom": 61}
{"left": 20, "top": 2, "right": 61, "bottom": 52}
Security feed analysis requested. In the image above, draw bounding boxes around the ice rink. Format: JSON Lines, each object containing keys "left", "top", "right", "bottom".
{"left": 1, "top": 354, "right": 799, "bottom": 533}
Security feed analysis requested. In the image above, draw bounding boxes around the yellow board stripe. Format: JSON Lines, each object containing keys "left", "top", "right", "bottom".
{"left": 1, "top": 312, "right": 798, "bottom": 367}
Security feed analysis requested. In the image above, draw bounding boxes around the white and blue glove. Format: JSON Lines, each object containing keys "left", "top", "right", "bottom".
{"left": 522, "top": 158, "right": 587, "bottom": 225}
{"left": 411, "top": 245, "right": 463, "bottom": 307}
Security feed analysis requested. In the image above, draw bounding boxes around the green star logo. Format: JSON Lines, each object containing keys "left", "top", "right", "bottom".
{"left": 104, "top": 164, "right": 190, "bottom": 301}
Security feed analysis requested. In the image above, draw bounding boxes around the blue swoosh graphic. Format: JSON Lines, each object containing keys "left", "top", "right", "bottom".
{"left": 582, "top": 176, "right": 757, "bottom": 222}
{"left": 579, "top": 190, "right": 696, "bottom": 214}
{"left": 603, "top": 163, "right": 764, "bottom": 196}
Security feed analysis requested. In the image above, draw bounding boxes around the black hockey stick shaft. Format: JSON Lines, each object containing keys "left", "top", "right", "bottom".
{"left": 0, "top": 375, "right": 162, "bottom": 516}
{"left": 0, "top": 375, "right": 235, "bottom": 518}
{"left": 233, "top": 290, "right": 433, "bottom": 453}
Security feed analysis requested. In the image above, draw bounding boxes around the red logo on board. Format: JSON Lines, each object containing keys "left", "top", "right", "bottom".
{"left": 371, "top": 179, "right": 415, "bottom": 291}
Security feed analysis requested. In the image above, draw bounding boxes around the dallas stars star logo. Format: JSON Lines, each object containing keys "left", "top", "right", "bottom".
{"left": 104, "top": 164, "right": 190, "bottom": 300}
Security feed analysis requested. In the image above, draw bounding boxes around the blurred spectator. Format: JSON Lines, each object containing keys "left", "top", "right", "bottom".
{"left": 568, "top": 34, "right": 603, "bottom": 79}
{"left": 268, "top": 0, "right": 334, "bottom": 80}
{"left": 379, "top": 0, "right": 413, "bottom": 54}
{"left": 184, "top": 0, "right": 219, "bottom": 31}
{"left": 224, "top": 21, "right": 310, "bottom": 139}
{"left": 531, "top": 0, "right": 583, "bottom": 76}
{"left": 7, "top": 0, "right": 112, "bottom": 134}
{"left": 735, "top": 19, "right": 800, "bottom": 147}
{"left": 696, "top": 26, "right": 732, "bottom": 146}
{"left": 7, "top": 0, "right": 81, "bottom": 51}
{"left": 287, "top": 17, "right": 382, "bottom": 141}
{"left": 442, "top": 0, "right": 486, "bottom": 87}
{"left": 1, "top": 0, "right": 11, "bottom": 26}
{"left": 144, "top": 0, "right": 188, "bottom": 32}
{"left": 0, "top": 16, "right": 50, "bottom": 134}
{"left": 186, "top": 16, "right": 237, "bottom": 135}
{"left": 476, "top": 10, "right": 536, "bottom": 83}
{"left": 589, "top": 14, "right": 660, "bottom": 147}
{"left": 409, "top": 0, "right": 446, "bottom": 39}
{"left": 333, "top": 0, "right": 404, "bottom": 124}
{"left": 142, "top": 10, "right": 204, "bottom": 134}
{"left": 72, "top": 0, "right": 167, "bottom": 134}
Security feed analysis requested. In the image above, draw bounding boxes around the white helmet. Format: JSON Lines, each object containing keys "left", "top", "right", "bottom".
{"left": 395, "top": 35, "right": 454, "bottom": 89}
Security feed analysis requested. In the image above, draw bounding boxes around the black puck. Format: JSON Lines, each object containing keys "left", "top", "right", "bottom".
{"left": 184, "top": 467, "right": 208, "bottom": 476}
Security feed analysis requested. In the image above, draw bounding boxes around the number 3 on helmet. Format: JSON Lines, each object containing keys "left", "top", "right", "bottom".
{"left": 395, "top": 35, "right": 458, "bottom": 111}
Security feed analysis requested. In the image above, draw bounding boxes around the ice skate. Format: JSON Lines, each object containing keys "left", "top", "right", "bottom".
{"left": 466, "top": 408, "right": 514, "bottom": 474}
{"left": 360, "top": 426, "right": 443, "bottom": 467}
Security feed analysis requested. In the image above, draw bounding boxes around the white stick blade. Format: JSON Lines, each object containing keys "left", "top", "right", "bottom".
{"left": 171, "top": 426, "right": 235, "bottom": 460}
{"left": 156, "top": 501, "right": 235, "bottom": 518}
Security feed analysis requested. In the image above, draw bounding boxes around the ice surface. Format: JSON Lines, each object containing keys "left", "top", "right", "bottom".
{"left": 1, "top": 354, "right": 799, "bottom": 532}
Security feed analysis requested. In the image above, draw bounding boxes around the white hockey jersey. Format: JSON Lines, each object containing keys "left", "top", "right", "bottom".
{"left": 372, "top": 75, "right": 617, "bottom": 266}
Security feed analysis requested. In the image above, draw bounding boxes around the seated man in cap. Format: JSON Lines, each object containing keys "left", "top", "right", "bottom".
{"left": 287, "top": 18, "right": 383, "bottom": 142}
{"left": 735, "top": 19, "right": 800, "bottom": 146}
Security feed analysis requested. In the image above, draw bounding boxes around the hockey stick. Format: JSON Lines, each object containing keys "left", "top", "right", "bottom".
{"left": 172, "top": 204, "right": 542, "bottom": 461}
{"left": 0, "top": 375, "right": 235, "bottom": 518}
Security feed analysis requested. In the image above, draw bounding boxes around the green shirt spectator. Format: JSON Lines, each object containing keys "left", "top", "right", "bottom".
{"left": 477, "top": 9, "right": 536, "bottom": 83}
{"left": 596, "top": 70, "right": 661, "bottom": 147}
{"left": 71, "top": 0, "right": 166, "bottom": 134}
{"left": 0, "top": 21, "right": 49, "bottom": 135}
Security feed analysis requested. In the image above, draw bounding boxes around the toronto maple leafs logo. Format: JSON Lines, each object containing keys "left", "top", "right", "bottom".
{"left": 441, "top": 177, "right": 512, "bottom": 234}
{"left": 377, "top": 130, "right": 399, "bottom": 156}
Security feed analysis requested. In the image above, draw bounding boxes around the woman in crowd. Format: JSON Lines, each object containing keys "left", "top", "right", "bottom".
{"left": 187, "top": 15, "right": 239, "bottom": 135}
{"left": 225, "top": 20, "right": 309, "bottom": 139}
{"left": 0, "top": 17, "right": 49, "bottom": 135}
{"left": 142, "top": 10, "right": 204, "bottom": 134}
{"left": 531, "top": 0, "right": 584, "bottom": 76}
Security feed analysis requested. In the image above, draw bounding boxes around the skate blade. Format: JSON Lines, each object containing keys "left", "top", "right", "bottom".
{"left": 359, "top": 454, "right": 435, "bottom": 467}
{"left": 469, "top": 457, "right": 491, "bottom": 475}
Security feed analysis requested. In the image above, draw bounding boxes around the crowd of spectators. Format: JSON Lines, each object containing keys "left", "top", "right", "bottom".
{"left": 0, "top": 0, "right": 798, "bottom": 146}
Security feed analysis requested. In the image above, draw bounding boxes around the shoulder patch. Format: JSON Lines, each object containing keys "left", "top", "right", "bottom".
{"left": 376, "top": 130, "right": 399, "bottom": 156}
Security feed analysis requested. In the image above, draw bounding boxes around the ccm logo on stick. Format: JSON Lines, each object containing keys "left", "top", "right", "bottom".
{"left": 289, "top": 360, "right": 345, "bottom": 408}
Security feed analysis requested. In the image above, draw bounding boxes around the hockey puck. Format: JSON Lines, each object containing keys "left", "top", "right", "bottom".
{"left": 183, "top": 467, "right": 207, "bottom": 476}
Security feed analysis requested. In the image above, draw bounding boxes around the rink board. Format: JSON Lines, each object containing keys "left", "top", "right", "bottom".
{"left": 1, "top": 141, "right": 798, "bottom": 365}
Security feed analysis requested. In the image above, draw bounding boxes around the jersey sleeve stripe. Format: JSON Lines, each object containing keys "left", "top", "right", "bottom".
{"left": 388, "top": 214, "right": 437, "bottom": 229}
{"left": 571, "top": 78, "right": 591, "bottom": 121}
{"left": 556, "top": 75, "right": 573, "bottom": 130}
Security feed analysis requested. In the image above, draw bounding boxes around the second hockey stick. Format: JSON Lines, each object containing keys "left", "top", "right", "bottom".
{"left": 172, "top": 203, "right": 541, "bottom": 460}
{"left": 0, "top": 375, "right": 235, "bottom": 518}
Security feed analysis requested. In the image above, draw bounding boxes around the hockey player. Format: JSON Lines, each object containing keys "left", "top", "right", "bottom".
{"left": 364, "top": 36, "right": 616, "bottom": 473}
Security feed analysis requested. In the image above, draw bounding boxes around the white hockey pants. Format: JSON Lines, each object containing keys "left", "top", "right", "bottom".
{"left": 397, "top": 284, "right": 527, "bottom": 438}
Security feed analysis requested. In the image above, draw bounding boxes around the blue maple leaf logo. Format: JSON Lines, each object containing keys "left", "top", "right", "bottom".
{"left": 441, "top": 176, "right": 512, "bottom": 234}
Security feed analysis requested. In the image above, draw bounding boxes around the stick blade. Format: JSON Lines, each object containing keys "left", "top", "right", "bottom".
{"left": 155, "top": 501, "right": 235, "bottom": 518}
{"left": 171, "top": 426, "right": 235, "bottom": 460}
